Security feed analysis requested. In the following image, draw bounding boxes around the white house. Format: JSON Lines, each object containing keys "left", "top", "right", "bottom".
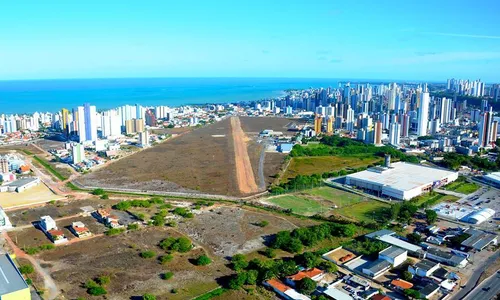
{"left": 40, "top": 216, "right": 57, "bottom": 232}
{"left": 408, "top": 260, "right": 440, "bottom": 278}
{"left": 379, "top": 246, "right": 407, "bottom": 267}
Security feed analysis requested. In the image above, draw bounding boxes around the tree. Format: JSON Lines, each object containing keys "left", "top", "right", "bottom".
{"left": 264, "top": 248, "right": 276, "bottom": 258}
{"left": 161, "top": 272, "right": 174, "bottom": 280}
{"left": 296, "top": 252, "right": 320, "bottom": 269}
{"left": 231, "top": 254, "right": 249, "bottom": 271}
{"left": 406, "top": 233, "right": 422, "bottom": 244}
{"left": 159, "top": 254, "right": 173, "bottom": 264}
{"left": 195, "top": 255, "right": 211, "bottom": 266}
{"left": 142, "top": 294, "right": 156, "bottom": 300}
{"left": 246, "top": 269, "right": 258, "bottom": 285}
{"left": 425, "top": 209, "right": 438, "bottom": 224}
{"left": 402, "top": 270, "right": 413, "bottom": 281}
{"left": 318, "top": 261, "right": 337, "bottom": 273}
{"left": 296, "top": 277, "right": 317, "bottom": 295}
{"left": 404, "top": 289, "right": 421, "bottom": 299}
{"left": 228, "top": 272, "right": 247, "bottom": 289}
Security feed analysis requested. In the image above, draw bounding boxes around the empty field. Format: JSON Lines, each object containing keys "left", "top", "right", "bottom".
{"left": 263, "top": 187, "right": 383, "bottom": 219}
{"left": 283, "top": 156, "right": 381, "bottom": 181}
{"left": 177, "top": 206, "right": 315, "bottom": 257}
{"left": 443, "top": 180, "right": 480, "bottom": 194}
{"left": 334, "top": 200, "right": 390, "bottom": 223}
{"left": 0, "top": 183, "right": 63, "bottom": 209}
{"left": 37, "top": 227, "right": 230, "bottom": 299}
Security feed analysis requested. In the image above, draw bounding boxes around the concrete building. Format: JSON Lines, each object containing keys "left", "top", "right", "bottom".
{"left": 72, "top": 143, "right": 85, "bottom": 164}
{"left": 388, "top": 122, "right": 400, "bottom": 146}
{"left": 125, "top": 118, "right": 145, "bottom": 134}
{"left": 460, "top": 228, "right": 497, "bottom": 251}
{"left": 0, "top": 207, "right": 12, "bottom": 230}
{"left": 0, "top": 254, "right": 30, "bottom": 300}
{"left": 0, "top": 157, "right": 8, "bottom": 174}
{"left": 379, "top": 246, "right": 407, "bottom": 267}
{"left": 40, "top": 215, "right": 57, "bottom": 232}
{"left": 139, "top": 131, "right": 150, "bottom": 148}
{"left": 408, "top": 259, "right": 440, "bottom": 277}
{"left": 362, "top": 259, "right": 391, "bottom": 278}
{"left": 464, "top": 208, "right": 495, "bottom": 225}
{"left": 417, "top": 91, "right": 430, "bottom": 136}
{"left": 425, "top": 248, "right": 467, "bottom": 268}
{"left": 478, "top": 107, "right": 494, "bottom": 147}
{"left": 373, "top": 120, "right": 383, "bottom": 146}
{"left": 3, "top": 177, "right": 40, "bottom": 193}
{"left": 366, "top": 230, "right": 422, "bottom": 255}
{"left": 345, "top": 162, "right": 458, "bottom": 200}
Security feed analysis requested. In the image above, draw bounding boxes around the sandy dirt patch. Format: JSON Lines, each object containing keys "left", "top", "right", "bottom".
{"left": 230, "top": 117, "right": 258, "bottom": 194}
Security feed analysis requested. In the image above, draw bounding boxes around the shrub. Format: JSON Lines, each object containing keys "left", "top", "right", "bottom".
{"left": 87, "top": 286, "right": 107, "bottom": 296}
{"left": 92, "top": 188, "right": 106, "bottom": 195}
{"left": 402, "top": 270, "right": 413, "bottom": 281}
{"left": 264, "top": 248, "right": 276, "bottom": 258}
{"left": 114, "top": 201, "right": 132, "bottom": 211}
{"left": 142, "top": 293, "right": 156, "bottom": 300}
{"left": 231, "top": 254, "right": 248, "bottom": 271}
{"left": 140, "top": 250, "right": 156, "bottom": 259}
{"left": 161, "top": 272, "right": 174, "bottom": 280}
{"left": 39, "top": 244, "right": 55, "bottom": 251}
{"left": 256, "top": 220, "right": 269, "bottom": 227}
{"left": 19, "top": 264, "right": 34, "bottom": 274}
{"left": 85, "top": 280, "right": 99, "bottom": 289}
{"left": 25, "top": 278, "right": 33, "bottom": 285}
{"left": 159, "top": 237, "right": 192, "bottom": 253}
{"left": 96, "top": 275, "right": 111, "bottom": 286}
{"left": 100, "top": 194, "right": 109, "bottom": 200}
{"left": 105, "top": 228, "right": 125, "bottom": 236}
{"left": 159, "top": 254, "right": 174, "bottom": 264}
{"left": 195, "top": 255, "right": 211, "bottom": 266}
{"left": 127, "top": 223, "right": 139, "bottom": 230}
{"left": 172, "top": 207, "right": 194, "bottom": 218}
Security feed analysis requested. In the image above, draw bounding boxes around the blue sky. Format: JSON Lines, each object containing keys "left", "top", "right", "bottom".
{"left": 1, "top": 0, "right": 499, "bottom": 81}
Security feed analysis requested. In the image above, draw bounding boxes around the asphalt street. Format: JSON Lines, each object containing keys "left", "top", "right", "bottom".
{"left": 453, "top": 250, "right": 500, "bottom": 300}
{"left": 464, "top": 271, "right": 500, "bottom": 300}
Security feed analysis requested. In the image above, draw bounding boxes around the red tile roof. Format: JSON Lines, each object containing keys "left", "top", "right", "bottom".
{"left": 391, "top": 279, "right": 414, "bottom": 290}
{"left": 266, "top": 278, "right": 290, "bottom": 293}
{"left": 73, "top": 226, "right": 89, "bottom": 233}
{"left": 48, "top": 229, "right": 64, "bottom": 236}
{"left": 287, "top": 268, "right": 324, "bottom": 281}
{"left": 371, "top": 294, "right": 391, "bottom": 300}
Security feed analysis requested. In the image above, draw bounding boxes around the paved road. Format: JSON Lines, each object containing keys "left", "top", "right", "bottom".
{"left": 434, "top": 188, "right": 467, "bottom": 198}
{"left": 464, "top": 271, "right": 500, "bottom": 300}
{"left": 452, "top": 250, "right": 500, "bottom": 300}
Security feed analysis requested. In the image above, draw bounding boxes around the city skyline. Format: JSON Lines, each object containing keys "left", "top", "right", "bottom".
{"left": 1, "top": 0, "right": 500, "bottom": 81}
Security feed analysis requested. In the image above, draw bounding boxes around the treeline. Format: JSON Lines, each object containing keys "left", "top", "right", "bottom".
{"left": 441, "top": 152, "right": 500, "bottom": 171}
{"left": 270, "top": 223, "right": 357, "bottom": 253}
{"left": 226, "top": 251, "right": 337, "bottom": 293}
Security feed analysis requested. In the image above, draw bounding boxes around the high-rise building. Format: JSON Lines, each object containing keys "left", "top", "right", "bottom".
{"left": 77, "top": 104, "right": 97, "bottom": 143}
{"left": 326, "top": 117, "right": 333, "bottom": 134}
{"left": 314, "top": 115, "right": 323, "bottom": 134}
{"left": 139, "top": 131, "right": 150, "bottom": 148}
{"left": 440, "top": 97, "right": 452, "bottom": 124}
{"left": 101, "top": 110, "right": 122, "bottom": 138}
{"left": 346, "top": 107, "right": 355, "bottom": 132}
{"left": 125, "top": 118, "right": 145, "bottom": 135}
{"left": 145, "top": 110, "right": 157, "bottom": 127}
{"left": 401, "top": 113, "right": 410, "bottom": 137}
{"left": 374, "top": 121, "right": 383, "bottom": 146}
{"left": 72, "top": 143, "right": 85, "bottom": 164}
{"left": 417, "top": 91, "right": 430, "bottom": 136}
{"left": 478, "top": 107, "right": 494, "bottom": 147}
{"left": 0, "top": 157, "right": 8, "bottom": 173}
{"left": 61, "top": 108, "right": 70, "bottom": 134}
{"left": 491, "top": 121, "right": 498, "bottom": 144}
{"left": 389, "top": 122, "right": 400, "bottom": 146}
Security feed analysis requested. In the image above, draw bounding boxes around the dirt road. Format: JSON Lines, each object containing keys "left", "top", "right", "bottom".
{"left": 230, "top": 117, "right": 259, "bottom": 194}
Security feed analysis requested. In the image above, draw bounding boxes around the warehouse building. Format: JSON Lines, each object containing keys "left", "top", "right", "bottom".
{"left": 345, "top": 159, "right": 458, "bottom": 200}
{"left": 0, "top": 254, "right": 31, "bottom": 299}
{"left": 464, "top": 208, "right": 496, "bottom": 225}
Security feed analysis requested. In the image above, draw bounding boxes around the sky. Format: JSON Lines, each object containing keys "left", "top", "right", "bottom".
{"left": 1, "top": 0, "right": 499, "bottom": 82}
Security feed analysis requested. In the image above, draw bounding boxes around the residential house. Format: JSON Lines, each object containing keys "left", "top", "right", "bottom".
{"left": 408, "top": 260, "right": 440, "bottom": 278}
{"left": 40, "top": 215, "right": 57, "bottom": 232}
{"left": 418, "top": 282, "right": 440, "bottom": 299}
{"left": 391, "top": 279, "right": 413, "bottom": 291}
{"left": 47, "top": 229, "right": 68, "bottom": 244}
{"left": 264, "top": 279, "right": 311, "bottom": 300}
{"left": 323, "top": 287, "right": 354, "bottom": 300}
{"left": 70, "top": 221, "right": 91, "bottom": 238}
{"left": 285, "top": 268, "right": 325, "bottom": 287}
{"left": 370, "top": 295, "right": 391, "bottom": 300}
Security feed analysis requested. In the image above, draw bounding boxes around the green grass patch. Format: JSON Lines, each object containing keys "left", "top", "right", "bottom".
{"left": 411, "top": 193, "right": 459, "bottom": 208}
{"left": 443, "top": 181, "right": 479, "bottom": 194}
{"left": 267, "top": 195, "right": 324, "bottom": 216}
{"left": 334, "top": 201, "right": 390, "bottom": 223}
{"left": 22, "top": 149, "right": 33, "bottom": 156}
{"left": 192, "top": 287, "right": 227, "bottom": 300}
{"left": 283, "top": 156, "right": 381, "bottom": 181}
{"left": 33, "top": 155, "right": 67, "bottom": 181}
{"left": 267, "top": 187, "right": 373, "bottom": 217}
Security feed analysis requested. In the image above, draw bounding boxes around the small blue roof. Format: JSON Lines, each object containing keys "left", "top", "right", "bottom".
{"left": 279, "top": 144, "right": 294, "bottom": 152}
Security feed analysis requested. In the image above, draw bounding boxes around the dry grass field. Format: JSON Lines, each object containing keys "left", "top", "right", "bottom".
{"left": 78, "top": 117, "right": 289, "bottom": 196}
{"left": 239, "top": 116, "right": 309, "bottom": 134}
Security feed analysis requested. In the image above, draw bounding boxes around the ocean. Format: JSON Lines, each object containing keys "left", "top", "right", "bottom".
{"left": 0, "top": 77, "right": 376, "bottom": 114}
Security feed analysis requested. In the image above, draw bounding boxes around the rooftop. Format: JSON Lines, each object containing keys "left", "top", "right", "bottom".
{"left": 377, "top": 234, "right": 422, "bottom": 253}
{"left": 0, "top": 254, "right": 29, "bottom": 295}
{"left": 379, "top": 246, "right": 407, "bottom": 258}
{"left": 287, "top": 268, "right": 323, "bottom": 281}
{"left": 323, "top": 287, "right": 354, "bottom": 300}
{"left": 415, "top": 259, "right": 439, "bottom": 271}
{"left": 427, "top": 247, "right": 466, "bottom": 265}
{"left": 5, "top": 177, "right": 38, "bottom": 187}
{"left": 391, "top": 279, "right": 413, "bottom": 289}
{"left": 462, "top": 229, "right": 497, "bottom": 250}
{"left": 418, "top": 282, "right": 440, "bottom": 296}
{"left": 265, "top": 278, "right": 290, "bottom": 293}
{"left": 346, "top": 162, "right": 457, "bottom": 192}
{"left": 364, "top": 259, "right": 391, "bottom": 274}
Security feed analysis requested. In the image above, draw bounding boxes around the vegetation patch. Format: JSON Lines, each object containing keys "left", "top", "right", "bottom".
{"left": 33, "top": 155, "right": 68, "bottom": 181}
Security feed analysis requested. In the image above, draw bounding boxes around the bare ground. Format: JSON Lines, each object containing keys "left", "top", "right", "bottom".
{"left": 230, "top": 117, "right": 258, "bottom": 194}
